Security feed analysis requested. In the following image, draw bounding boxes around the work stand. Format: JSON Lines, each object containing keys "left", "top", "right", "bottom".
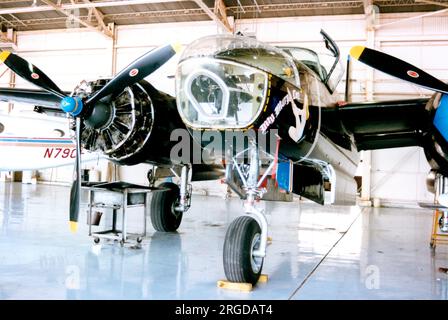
{"left": 431, "top": 210, "right": 448, "bottom": 249}
{"left": 82, "top": 181, "right": 156, "bottom": 246}
{"left": 430, "top": 174, "right": 448, "bottom": 249}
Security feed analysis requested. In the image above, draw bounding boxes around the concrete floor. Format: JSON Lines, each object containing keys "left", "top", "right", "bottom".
{"left": 0, "top": 182, "right": 447, "bottom": 300}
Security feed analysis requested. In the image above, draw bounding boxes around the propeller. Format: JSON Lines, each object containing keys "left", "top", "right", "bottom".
{"left": 349, "top": 45, "right": 448, "bottom": 144}
{"left": 0, "top": 88, "right": 68, "bottom": 108}
{"left": 69, "top": 117, "right": 82, "bottom": 233}
{"left": 86, "top": 43, "right": 182, "bottom": 106}
{"left": 0, "top": 51, "right": 66, "bottom": 99}
{"left": 0, "top": 43, "right": 181, "bottom": 232}
{"left": 349, "top": 46, "right": 448, "bottom": 94}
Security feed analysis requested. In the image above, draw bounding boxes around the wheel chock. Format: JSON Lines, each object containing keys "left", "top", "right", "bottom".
{"left": 217, "top": 280, "right": 253, "bottom": 292}
{"left": 217, "top": 274, "right": 269, "bottom": 291}
{"left": 258, "top": 274, "right": 269, "bottom": 283}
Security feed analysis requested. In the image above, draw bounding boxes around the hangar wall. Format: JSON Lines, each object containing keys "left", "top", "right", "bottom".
{"left": 2, "top": 11, "right": 448, "bottom": 205}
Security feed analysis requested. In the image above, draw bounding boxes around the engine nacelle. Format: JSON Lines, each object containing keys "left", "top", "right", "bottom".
{"left": 423, "top": 93, "right": 448, "bottom": 177}
{"left": 78, "top": 79, "right": 185, "bottom": 166}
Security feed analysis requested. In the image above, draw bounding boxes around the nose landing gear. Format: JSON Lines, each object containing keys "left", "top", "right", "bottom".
{"left": 223, "top": 141, "right": 276, "bottom": 285}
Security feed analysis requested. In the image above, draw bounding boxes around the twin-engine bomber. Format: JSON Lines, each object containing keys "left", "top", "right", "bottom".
{"left": 1, "top": 31, "right": 447, "bottom": 285}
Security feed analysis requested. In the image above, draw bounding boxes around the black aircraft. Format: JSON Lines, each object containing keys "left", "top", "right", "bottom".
{"left": 174, "top": 31, "right": 448, "bottom": 285}
{"left": 0, "top": 31, "right": 447, "bottom": 286}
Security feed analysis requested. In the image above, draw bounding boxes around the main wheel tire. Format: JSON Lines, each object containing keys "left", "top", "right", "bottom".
{"left": 150, "top": 182, "right": 182, "bottom": 232}
{"left": 223, "top": 216, "right": 264, "bottom": 285}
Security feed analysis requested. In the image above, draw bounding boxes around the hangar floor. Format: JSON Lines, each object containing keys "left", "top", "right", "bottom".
{"left": 0, "top": 182, "right": 447, "bottom": 300}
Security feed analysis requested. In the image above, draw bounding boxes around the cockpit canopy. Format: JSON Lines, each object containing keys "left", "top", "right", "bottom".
{"left": 179, "top": 35, "right": 301, "bottom": 87}
{"left": 281, "top": 46, "right": 344, "bottom": 93}
{"left": 175, "top": 35, "right": 301, "bottom": 130}
{"left": 175, "top": 32, "right": 344, "bottom": 130}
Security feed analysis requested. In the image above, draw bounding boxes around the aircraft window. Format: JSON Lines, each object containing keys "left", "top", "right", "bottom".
{"left": 0, "top": 122, "right": 4, "bottom": 133}
{"left": 215, "top": 48, "right": 300, "bottom": 87}
{"left": 319, "top": 53, "right": 344, "bottom": 92}
{"left": 176, "top": 58, "right": 268, "bottom": 129}
{"left": 179, "top": 35, "right": 300, "bottom": 88}
{"left": 282, "top": 45, "right": 344, "bottom": 93}
{"left": 281, "top": 47, "right": 326, "bottom": 80}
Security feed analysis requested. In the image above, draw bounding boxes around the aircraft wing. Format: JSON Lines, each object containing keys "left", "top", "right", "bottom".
{"left": 321, "top": 98, "right": 431, "bottom": 151}
{"left": 0, "top": 87, "right": 69, "bottom": 110}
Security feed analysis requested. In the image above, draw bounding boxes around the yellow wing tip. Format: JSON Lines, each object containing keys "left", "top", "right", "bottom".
{"left": 171, "top": 42, "right": 183, "bottom": 54}
{"left": 69, "top": 221, "right": 78, "bottom": 233}
{"left": 350, "top": 46, "right": 365, "bottom": 60}
{"left": 0, "top": 51, "right": 11, "bottom": 63}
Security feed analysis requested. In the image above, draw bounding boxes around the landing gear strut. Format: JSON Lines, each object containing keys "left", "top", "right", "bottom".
{"left": 223, "top": 141, "right": 275, "bottom": 285}
{"left": 149, "top": 165, "right": 192, "bottom": 232}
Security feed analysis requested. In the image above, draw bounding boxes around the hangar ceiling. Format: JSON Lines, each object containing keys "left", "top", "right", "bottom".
{"left": 0, "top": 0, "right": 447, "bottom": 37}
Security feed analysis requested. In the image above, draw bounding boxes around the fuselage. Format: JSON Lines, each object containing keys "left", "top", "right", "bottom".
{"left": 0, "top": 113, "right": 101, "bottom": 170}
{"left": 175, "top": 35, "right": 359, "bottom": 191}
{"left": 172, "top": 34, "right": 363, "bottom": 204}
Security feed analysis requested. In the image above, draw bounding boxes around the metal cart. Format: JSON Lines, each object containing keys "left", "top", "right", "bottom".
{"left": 82, "top": 181, "right": 156, "bottom": 245}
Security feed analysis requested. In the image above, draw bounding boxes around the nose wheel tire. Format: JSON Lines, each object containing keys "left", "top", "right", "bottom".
{"left": 223, "top": 216, "right": 264, "bottom": 285}
{"left": 150, "top": 182, "right": 182, "bottom": 232}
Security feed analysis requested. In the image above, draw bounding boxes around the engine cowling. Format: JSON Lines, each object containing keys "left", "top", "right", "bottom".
{"left": 423, "top": 92, "right": 448, "bottom": 176}
{"left": 77, "top": 79, "right": 186, "bottom": 166}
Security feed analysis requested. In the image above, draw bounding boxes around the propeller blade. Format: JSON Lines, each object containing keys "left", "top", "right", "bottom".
{"left": 0, "top": 51, "right": 66, "bottom": 99}
{"left": 86, "top": 43, "right": 181, "bottom": 106}
{"left": 69, "top": 117, "right": 82, "bottom": 233}
{"left": 0, "top": 88, "right": 69, "bottom": 108}
{"left": 69, "top": 177, "right": 79, "bottom": 233}
{"left": 350, "top": 46, "right": 448, "bottom": 94}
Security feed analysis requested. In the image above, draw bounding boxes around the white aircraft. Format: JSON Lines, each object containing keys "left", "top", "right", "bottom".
{"left": 0, "top": 106, "right": 101, "bottom": 171}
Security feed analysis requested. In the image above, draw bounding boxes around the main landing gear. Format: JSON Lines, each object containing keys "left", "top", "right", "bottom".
{"left": 149, "top": 165, "right": 192, "bottom": 232}
{"left": 223, "top": 141, "right": 276, "bottom": 285}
